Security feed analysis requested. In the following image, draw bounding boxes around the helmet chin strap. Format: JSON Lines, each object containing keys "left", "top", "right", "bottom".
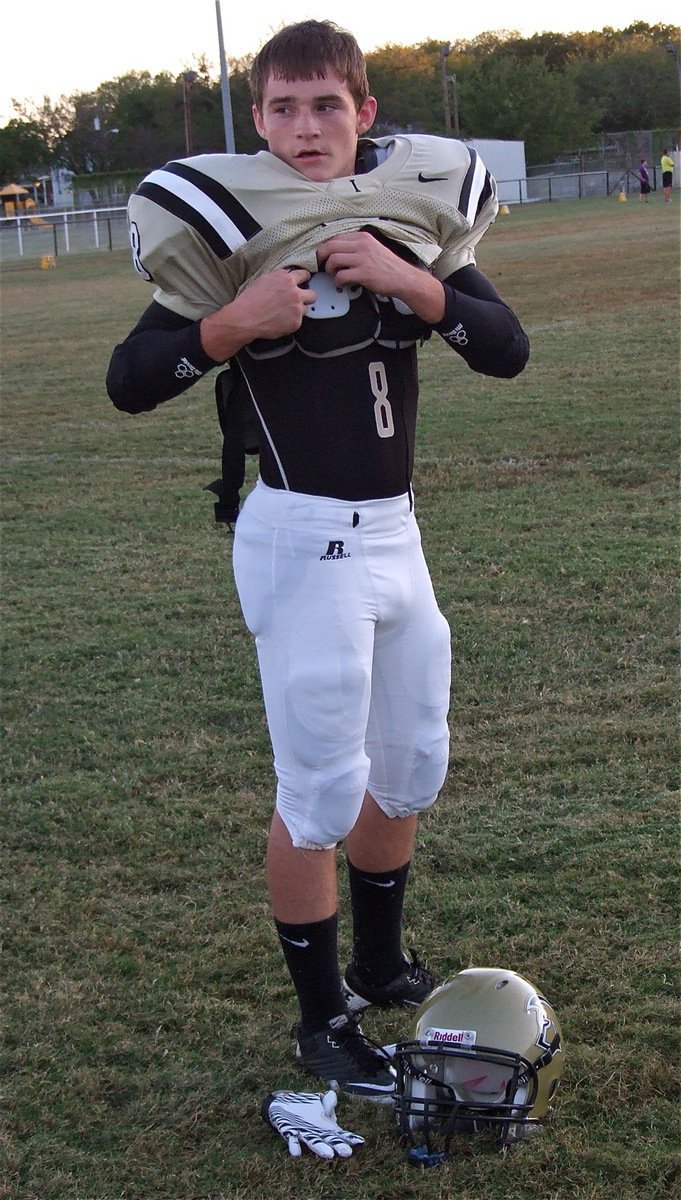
{"left": 517, "top": 1032, "right": 562, "bottom": 1088}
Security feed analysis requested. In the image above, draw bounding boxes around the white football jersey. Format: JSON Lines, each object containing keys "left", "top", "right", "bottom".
{"left": 127, "top": 134, "right": 498, "bottom": 320}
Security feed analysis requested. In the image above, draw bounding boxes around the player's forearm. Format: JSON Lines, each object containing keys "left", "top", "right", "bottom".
{"left": 435, "top": 268, "right": 530, "bottom": 379}
{"left": 389, "top": 266, "right": 446, "bottom": 324}
{"left": 107, "top": 302, "right": 214, "bottom": 413}
{"left": 199, "top": 301, "right": 259, "bottom": 363}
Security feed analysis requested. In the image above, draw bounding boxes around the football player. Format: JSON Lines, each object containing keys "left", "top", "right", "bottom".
{"left": 107, "top": 20, "right": 530, "bottom": 1106}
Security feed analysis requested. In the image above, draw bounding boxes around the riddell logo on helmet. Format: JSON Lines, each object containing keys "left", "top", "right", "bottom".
{"left": 423, "top": 1026, "right": 477, "bottom": 1046}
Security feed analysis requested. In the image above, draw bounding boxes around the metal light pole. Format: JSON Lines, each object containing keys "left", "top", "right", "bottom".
{"left": 215, "top": 0, "right": 236, "bottom": 153}
{"left": 439, "top": 44, "right": 452, "bottom": 135}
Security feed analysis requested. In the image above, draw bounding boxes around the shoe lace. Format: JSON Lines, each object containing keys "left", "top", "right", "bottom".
{"left": 337, "top": 1015, "right": 393, "bottom": 1076}
{"left": 406, "top": 947, "right": 437, "bottom": 989}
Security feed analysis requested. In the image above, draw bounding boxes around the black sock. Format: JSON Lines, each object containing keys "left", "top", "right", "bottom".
{"left": 274, "top": 913, "right": 346, "bottom": 1031}
{"left": 347, "top": 858, "right": 411, "bottom": 986}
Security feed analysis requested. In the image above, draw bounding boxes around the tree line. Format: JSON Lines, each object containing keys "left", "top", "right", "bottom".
{"left": 1, "top": 23, "right": 679, "bottom": 184}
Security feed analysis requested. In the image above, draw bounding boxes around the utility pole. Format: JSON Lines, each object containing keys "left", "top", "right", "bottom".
{"left": 664, "top": 44, "right": 681, "bottom": 152}
{"left": 448, "top": 73, "right": 460, "bottom": 135}
{"left": 182, "top": 71, "right": 198, "bottom": 155}
{"left": 216, "top": 0, "right": 236, "bottom": 153}
{"left": 439, "top": 44, "right": 452, "bottom": 135}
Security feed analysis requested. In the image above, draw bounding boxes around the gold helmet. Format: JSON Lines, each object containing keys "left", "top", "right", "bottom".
{"left": 394, "top": 967, "right": 563, "bottom": 1159}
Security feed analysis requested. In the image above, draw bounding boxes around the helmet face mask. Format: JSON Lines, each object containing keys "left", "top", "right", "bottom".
{"left": 394, "top": 968, "right": 563, "bottom": 1154}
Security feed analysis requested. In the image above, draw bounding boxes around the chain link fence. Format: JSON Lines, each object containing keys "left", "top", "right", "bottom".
{"left": 498, "top": 125, "right": 679, "bottom": 203}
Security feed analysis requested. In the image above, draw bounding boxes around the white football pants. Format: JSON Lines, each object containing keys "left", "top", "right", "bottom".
{"left": 232, "top": 480, "right": 451, "bottom": 849}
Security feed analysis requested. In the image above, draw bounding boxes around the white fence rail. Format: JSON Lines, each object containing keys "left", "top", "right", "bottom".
{"left": 0, "top": 207, "right": 129, "bottom": 264}
{"left": 0, "top": 169, "right": 661, "bottom": 265}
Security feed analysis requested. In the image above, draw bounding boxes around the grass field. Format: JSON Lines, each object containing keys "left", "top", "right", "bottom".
{"left": 1, "top": 197, "right": 679, "bottom": 1200}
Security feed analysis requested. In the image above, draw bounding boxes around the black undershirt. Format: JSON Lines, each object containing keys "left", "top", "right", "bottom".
{"left": 107, "top": 265, "right": 529, "bottom": 501}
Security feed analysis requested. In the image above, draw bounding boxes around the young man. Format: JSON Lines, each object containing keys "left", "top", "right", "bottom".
{"left": 107, "top": 20, "right": 529, "bottom": 1101}
{"left": 660, "top": 148, "right": 674, "bottom": 202}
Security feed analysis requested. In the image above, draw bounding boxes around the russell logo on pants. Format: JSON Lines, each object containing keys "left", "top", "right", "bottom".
{"left": 320, "top": 540, "right": 351, "bottom": 561}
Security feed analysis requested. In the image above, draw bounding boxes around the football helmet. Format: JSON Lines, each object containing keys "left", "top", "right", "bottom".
{"left": 394, "top": 967, "right": 563, "bottom": 1155}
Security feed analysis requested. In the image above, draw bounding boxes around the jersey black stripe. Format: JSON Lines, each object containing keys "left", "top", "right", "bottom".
{"left": 164, "top": 161, "right": 262, "bottom": 240}
{"left": 136, "top": 181, "right": 234, "bottom": 259}
{"left": 458, "top": 147, "right": 478, "bottom": 218}
{"left": 475, "top": 171, "right": 494, "bottom": 219}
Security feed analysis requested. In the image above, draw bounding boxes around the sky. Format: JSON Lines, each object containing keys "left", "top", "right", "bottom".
{"left": 1, "top": 1, "right": 678, "bottom": 125}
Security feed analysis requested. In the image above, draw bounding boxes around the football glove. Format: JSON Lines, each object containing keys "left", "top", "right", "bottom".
{"left": 262, "top": 1089, "right": 365, "bottom": 1159}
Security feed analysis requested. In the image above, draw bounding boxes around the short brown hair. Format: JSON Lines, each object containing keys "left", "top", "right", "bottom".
{"left": 249, "top": 19, "right": 369, "bottom": 112}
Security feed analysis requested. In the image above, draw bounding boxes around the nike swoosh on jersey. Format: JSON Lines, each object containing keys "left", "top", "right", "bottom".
{"left": 418, "top": 172, "right": 448, "bottom": 183}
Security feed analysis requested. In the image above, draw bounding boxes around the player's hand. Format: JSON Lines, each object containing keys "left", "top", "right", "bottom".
{"left": 317, "top": 233, "right": 445, "bottom": 323}
{"left": 262, "top": 1089, "right": 365, "bottom": 1160}
{"left": 200, "top": 269, "right": 316, "bottom": 361}
{"left": 235, "top": 268, "right": 316, "bottom": 338}
{"left": 317, "top": 231, "right": 409, "bottom": 296}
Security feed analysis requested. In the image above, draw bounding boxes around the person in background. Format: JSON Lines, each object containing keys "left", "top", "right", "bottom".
{"left": 637, "top": 159, "right": 650, "bottom": 203}
{"left": 660, "top": 148, "right": 674, "bottom": 202}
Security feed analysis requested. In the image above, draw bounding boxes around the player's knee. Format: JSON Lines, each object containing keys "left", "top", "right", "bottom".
{"left": 413, "top": 730, "right": 449, "bottom": 811}
{"left": 414, "top": 727, "right": 450, "bottom": 798}
{"left": 370, "top": 725, "right": 449, "bottom": 818}
{"left": 276, "top": 761, "right": 369, "bottom": 848}
{"left": 276, "top": 800, "right": 363, "bottom": 850}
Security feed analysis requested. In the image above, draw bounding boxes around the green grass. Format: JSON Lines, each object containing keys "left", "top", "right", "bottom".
{"left": 1, "top": 197, "right": 679, "bottom": 1199}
